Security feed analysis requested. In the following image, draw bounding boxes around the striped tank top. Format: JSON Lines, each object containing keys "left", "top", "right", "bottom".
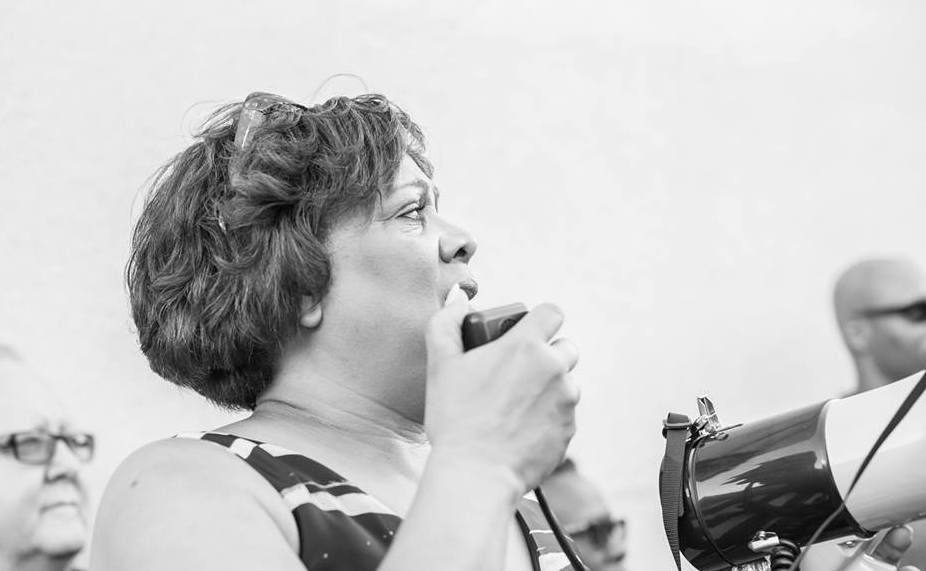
{"left": 178, "top": 431, "right": 576, "bottom": 571}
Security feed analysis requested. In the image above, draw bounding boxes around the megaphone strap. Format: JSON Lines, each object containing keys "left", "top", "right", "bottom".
{"left": 660, "top": 412, "right": 692, "bottom": 571}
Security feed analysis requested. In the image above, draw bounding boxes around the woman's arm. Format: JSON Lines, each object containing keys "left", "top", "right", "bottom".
{"left": 378, "top": 448, "right": 522, "bottom": 570}
{"left": 90, "top": 438, "right": 305, "bottom": 571}
{"left": 378, "top": 289, "right": 581, "bottom": 571}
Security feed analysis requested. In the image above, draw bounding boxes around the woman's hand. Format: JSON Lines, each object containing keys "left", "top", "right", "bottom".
{"left": 424, "top": 284, "right": 580, "bottom": 494}
{"left": 379, "top": 286, "right": 579, "bottom": 571}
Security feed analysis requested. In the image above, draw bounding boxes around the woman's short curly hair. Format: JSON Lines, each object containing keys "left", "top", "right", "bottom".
{"left": 127, "top": 93, "right": 430, "bottom": 410}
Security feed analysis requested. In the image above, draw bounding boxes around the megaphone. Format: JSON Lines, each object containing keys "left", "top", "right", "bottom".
{"left": 659, "top": 371, "right": 926, "bottom": 571}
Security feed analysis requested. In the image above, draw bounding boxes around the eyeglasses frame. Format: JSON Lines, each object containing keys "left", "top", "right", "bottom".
{"left": 860, "top": 299, "right": 926, "bottom": 323}
{"left": 0, "top": 430, "right": 95, "bottom": 465}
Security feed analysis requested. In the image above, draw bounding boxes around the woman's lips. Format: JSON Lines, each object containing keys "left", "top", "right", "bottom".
{"left": 40, "top": 484, "right": 83, "bottom": 512}
{"left": 458, "top": 279, "right": 479, "bottom": 300}
{"left": 41, "top": 500, "right": 80, "bottom": 513}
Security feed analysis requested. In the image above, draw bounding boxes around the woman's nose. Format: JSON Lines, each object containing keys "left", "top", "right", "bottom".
{"left": 45, "top": 439, "right": 81, "bottom": 482}
{"left": 439, "top": 220, "right": 478, "bottom": 264}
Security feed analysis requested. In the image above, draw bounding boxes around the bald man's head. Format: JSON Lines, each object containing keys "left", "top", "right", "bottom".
{"left": 833, "top": 258, "right": 926, "bottom": 389}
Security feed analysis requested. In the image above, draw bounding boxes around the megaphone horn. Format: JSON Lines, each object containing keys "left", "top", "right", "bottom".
{"left": 660, "top": 372, "right": 926, "bottom": 571}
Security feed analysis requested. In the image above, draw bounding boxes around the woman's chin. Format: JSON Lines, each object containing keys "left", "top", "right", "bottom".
{"left": 33, "top": 509, "right": 87, "bottom": 556}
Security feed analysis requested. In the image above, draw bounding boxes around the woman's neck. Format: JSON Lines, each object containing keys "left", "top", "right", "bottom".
{"left": 257, "top": 349, "right": 427, "bottom": 439}
{"left": 214, "top": 349, "right": 434, "bottom": 518}
{"left": 252, "top": 388, "right": 427, "bottom": 446}
{"left": 242, "top": 384, "right": 429, "bottom": 496}
{"left": 267, "top": 328, "right": 428, "bottom": 431}
{"left": 220, "top": 337, "right": 432, "bottom": 492}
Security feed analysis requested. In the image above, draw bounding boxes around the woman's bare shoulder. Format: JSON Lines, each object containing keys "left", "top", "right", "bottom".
{"left": 90, "top": 437, "right": 302, "bottom": 571}
{"left": 101, "top": 437, "right": 265, "bottom": 500}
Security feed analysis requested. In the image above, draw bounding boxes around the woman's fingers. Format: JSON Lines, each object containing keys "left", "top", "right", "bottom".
{"left": 509, "top": 303, "right": 565, "bottom": 343}
{"left": 550, "top": 337, "right": 579, "bottom": 373}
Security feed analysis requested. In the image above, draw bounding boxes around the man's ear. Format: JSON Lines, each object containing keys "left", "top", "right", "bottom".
{"left": 299, "top": 296, "right": 323, "bottom": 329}
{"left": 843, "top": 318, "right": 870, "bottom": 354}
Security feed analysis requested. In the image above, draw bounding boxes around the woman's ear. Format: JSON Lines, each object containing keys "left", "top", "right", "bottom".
{"left": 844, "top": 317, "right": 870, "bottom": 354}
{"left": 300, "top": 296, "right": 323, "bottom": 329}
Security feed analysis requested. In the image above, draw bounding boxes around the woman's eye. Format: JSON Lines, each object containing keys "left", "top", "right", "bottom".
{"left": 903, "top": 304, "right": 926, "bottom": 323}
{"left": 15, "top": 434, "right": 48, "bottom": 454}
{"left": 70, "top": 433, "right": 91, "bottom": 446}
{"left": 399, "top": 204, "right": 427, "bottom": 221}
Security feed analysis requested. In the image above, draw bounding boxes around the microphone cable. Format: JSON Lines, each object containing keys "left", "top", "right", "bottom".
{"left": 535, "top": 485, "right": 590, "bottom": 571}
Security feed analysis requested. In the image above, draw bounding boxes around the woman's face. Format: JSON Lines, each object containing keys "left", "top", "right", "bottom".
{"left": 0, "top": 362, "right": 89, "bottom": 562}
{"left": 317, "top": 154, "right": 477, "bottom": 416}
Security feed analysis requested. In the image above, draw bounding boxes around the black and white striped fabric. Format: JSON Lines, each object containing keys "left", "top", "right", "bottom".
{"left": 177, "top": 432, "right": 575, "bottom": 571}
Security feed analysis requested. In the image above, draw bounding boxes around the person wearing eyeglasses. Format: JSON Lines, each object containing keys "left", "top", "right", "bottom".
{"left": 90, "top": 93, "right": 580, "bottom": 571}
{"left": 0, "top": 347, "right": 94, "bottom": 571}
{"left": 541, "top": 459, "right": 626, "bottom": 571}
{"left": 830, "top": 257, "right": 926, "bottom": 570}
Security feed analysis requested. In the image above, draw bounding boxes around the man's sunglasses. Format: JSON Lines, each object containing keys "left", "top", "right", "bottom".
{"left": 861, "top": 299, "right": 926, "bottom": 323}
{"left": 564, "top": 516, "right": 626, "bottom": 549}
{"left": 0, "top": 431, "right": 95, "bottom": 465}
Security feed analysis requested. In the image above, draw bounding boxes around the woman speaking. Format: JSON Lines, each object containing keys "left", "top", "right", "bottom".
{"left": 90, "top": 92, "right": 580, "bottom": 571}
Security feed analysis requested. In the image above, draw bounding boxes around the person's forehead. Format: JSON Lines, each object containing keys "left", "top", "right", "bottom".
{"left": 547, "top": 471, "right": 611, "bottom": 523}
{"left": 869, "top": 263, "right": 926, "bottom": 305}
{"left": 0, "top": 360, "right": 70, "bottom": 433}
{"left": 386, "top": 154, "right": 437, "bottom": 197}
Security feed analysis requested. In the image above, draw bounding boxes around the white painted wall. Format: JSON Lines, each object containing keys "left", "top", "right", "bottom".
{"left": 2, "top": 2, "right": 924, "bottom": 568}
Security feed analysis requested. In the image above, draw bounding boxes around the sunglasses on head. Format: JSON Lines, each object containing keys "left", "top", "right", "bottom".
{"left": 861, "top": 299, "right": 926, "bottom": 323}
{"left": 220, "top": 92, "right": 309, "bottom": 231}
{"left": 0, "top": 430, "right": 95, "bottom": 465}
{"left": 233, "top": 92, "right": 307, "bottom": 151}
